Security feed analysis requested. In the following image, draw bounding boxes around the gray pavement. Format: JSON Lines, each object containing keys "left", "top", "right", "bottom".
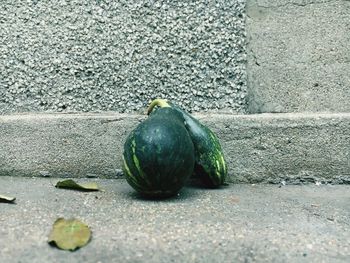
{"left": 1, "top": 176, "right": 349, "bottom": 263}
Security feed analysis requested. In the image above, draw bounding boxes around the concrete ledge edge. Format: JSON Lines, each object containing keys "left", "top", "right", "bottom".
{"left": 1, "top": 112, "right": 349, "bottom": 184}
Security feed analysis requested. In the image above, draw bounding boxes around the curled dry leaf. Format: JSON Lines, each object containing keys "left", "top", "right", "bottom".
{"left": 48, "top": 218, "right": 91, "bottom": 251}
{"left": 0, "top": 194, "right": 16, "bottom": 203}
{"left": 55, "top": 179, "right": 99, "bottom": 191}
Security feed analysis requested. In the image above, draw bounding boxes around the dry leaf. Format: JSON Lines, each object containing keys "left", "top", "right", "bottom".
{"left": 55, "top": 179, "right": 99, "bottom": 191}
{"left": 229, "top": 195, "right": 240, "bottom": 204}
{"left": 0, "top": 194, "right": 16, "bottom": 203}
{"left": 48, "top": 218, "right": 91, "bottom": 251}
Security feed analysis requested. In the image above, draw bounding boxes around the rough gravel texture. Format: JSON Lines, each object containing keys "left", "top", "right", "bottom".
{"left": 0, "top": 0, "right": 246, "bottom": 114}
{"left": 0, "top": 177, "right": 349, "bottom": 263}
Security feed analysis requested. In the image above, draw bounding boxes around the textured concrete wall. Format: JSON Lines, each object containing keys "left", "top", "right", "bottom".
{"left": 0, "top": 0, "right": 246, "bottom": 114}
{"left": 246, "top": 0, "right": 350, "bottom": 113}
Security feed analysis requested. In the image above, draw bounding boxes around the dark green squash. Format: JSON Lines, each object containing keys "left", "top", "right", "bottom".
{"left": 123, "top": 107, "right": 195, "bottom": 198}
{"left": 147, "top": 99, "right": 227, "bottom": 188}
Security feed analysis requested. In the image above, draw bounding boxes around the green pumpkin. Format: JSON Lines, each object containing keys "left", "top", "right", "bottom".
{"left": 123, "top": 107, "right": 195, "bottom": 197}
{"left": 147, "top": 99, "right": 227, "bottom": 188}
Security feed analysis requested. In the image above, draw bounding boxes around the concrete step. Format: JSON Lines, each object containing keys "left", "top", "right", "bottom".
{"left": 0, "top": 177, "right": 349, "bottom": 263}
{"left": 1, "top": 112, "right": 349, "bottom": 184}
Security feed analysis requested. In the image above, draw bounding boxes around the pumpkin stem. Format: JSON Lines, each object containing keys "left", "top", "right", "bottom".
{"left": 147, "top": 99, "right": 170, "bottom": 115}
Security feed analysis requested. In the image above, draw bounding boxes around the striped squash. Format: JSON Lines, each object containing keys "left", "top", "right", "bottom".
{"left": 123, "top": 107, "right": 195, "bottom": 197}
{"left": 148, "top": 99, "right": 227, "bottom": 188}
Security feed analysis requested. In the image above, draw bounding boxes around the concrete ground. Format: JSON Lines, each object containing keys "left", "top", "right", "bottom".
{"left": 0, "top": 176, "right": 349, "bottom": 263}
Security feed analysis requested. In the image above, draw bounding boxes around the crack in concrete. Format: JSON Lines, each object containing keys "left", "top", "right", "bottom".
{"left": 247, "top": 46, "right": 262, "bottom": 66}
{"left": 256, "top": 0, "right": 340, "bottom": 9}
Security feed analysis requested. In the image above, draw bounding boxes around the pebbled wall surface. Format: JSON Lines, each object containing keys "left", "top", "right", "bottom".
{"left": 0, "top": 0, "right": 246, "bottom": 114}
